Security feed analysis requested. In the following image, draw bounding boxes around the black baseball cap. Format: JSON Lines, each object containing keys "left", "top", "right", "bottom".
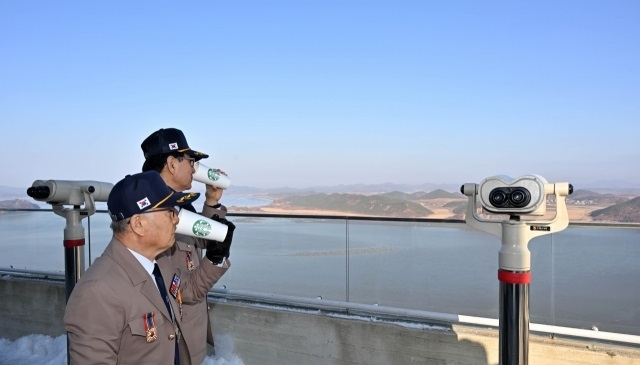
{"left": 108, "top": 171, "right": 200, "bottom": 222}
{"left": 141, "top": 128, "right": 209, "bottom": 161}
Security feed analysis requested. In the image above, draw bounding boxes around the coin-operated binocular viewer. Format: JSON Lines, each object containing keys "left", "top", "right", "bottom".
{"left": 27, "top": 179, "right": 113, "bottom": 301}
{"left": 461, "top": 175, "right": 572, "bottom": 365}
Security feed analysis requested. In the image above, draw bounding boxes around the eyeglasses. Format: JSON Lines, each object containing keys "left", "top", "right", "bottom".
{"left": 177, "top": 156, "right": 196, "bottom": 167}
{"left": 139, "top": 207, "right": 179, "bottom": 218}
{"left": 126, "top": 207, "right": 178, "bottom": 225}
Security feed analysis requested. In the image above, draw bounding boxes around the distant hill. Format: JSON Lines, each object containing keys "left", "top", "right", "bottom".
{"left": 229, "top": 182, "right": 462, "bottom": 195}
{"left": 237, "top": 187, "right": 640, "bottom": 221}
{"left": 272, "top": 193, "right": 433, "bottom": 217}
{"left": 378, "top": 191, "right": 413, "bottom": 200}
{"left": 569, "top": 189, "right": 630, "bottom": 205}
{"left": 568, "top": 189, "right": 600, "bottom": 199}
{"left": 421, "top": 189, "right": 464, "bottom": 199}
{"left": 444, "top": 200, "right": 467, "bottom": 208}
{"left": 451, "top": 205, "right": 467, "bottom": 216}
{"left": 590, "top": 197, "right": 640, "bottom": 223}
{"left": 376, "top": 189, "right": 464, "bottom": 201}
{"left": 0, "top": 199, "right": 40, "bottom": 209}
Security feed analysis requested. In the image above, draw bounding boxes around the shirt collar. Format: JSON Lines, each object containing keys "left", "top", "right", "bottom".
{"left": 127, "top": 248, "right": 156, "bottom": 279}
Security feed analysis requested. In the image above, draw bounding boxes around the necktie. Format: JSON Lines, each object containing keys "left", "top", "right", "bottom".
{"left": 153, "top": 263, "right": 180, "bottom": 365}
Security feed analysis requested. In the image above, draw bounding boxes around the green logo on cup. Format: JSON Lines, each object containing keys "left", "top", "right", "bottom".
{"left": 207, "top": 168, "right": 220, "bottom": 182}
{"left": 192, "top": 219, "right": 211, "bottom": 237}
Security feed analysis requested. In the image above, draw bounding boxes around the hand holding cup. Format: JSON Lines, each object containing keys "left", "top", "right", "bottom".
{"left": 192, "top": 162, "right": 231, "bottom": 189}
{"left": 175, "top": 208, "right": 228, "bottom": 242}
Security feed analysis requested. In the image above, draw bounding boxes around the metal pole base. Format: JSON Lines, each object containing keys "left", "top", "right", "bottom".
{"left": 499, "top": 270, "right": 530, "bottom": 365}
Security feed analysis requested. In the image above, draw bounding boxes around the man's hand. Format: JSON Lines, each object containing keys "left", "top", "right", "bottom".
{"left": 204, "top": 169, "right": 227, "bottom": 206}
{"left": 205, "top": 217, "right": 236, "bottom": 265}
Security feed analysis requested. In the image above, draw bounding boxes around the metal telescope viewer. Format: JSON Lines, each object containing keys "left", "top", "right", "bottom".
{"left": 27, "top": 179, "right": 113, "bottom": 365}
{"left": 27, "top": 179, "right": 113, "bottom": 300}
{"left": 461, "top": 174, "right": 573, "bottom": 365}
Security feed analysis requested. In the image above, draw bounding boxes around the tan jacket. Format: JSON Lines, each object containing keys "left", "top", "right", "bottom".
{"left": 64, "top": 236, "right": 227, "bottom": 365}
{"left": 163, "top": 203, "right": 228, "bottom": 365}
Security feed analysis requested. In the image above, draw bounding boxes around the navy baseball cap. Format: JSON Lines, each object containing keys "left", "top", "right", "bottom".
{"left": 141, "top": 128, "right": 209, "bottom": 161}
{"left": 107, "top": 171, "right": 200, "bottom": 222}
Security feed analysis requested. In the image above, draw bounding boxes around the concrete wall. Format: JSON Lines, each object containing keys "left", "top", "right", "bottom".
{"left": 2, "top": 276, "right": 640, "bottom": 365}
{"left": 209, "top": 300, "right": 640, "bottom": 365}
{"left": 0, "top": 276, "right": 66, "bottom": 339}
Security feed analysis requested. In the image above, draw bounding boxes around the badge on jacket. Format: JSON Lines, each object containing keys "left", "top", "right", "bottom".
{"left": 169, "top": 273, "right": 181, "bottom": 298}
{"left": 143, "top": 312, "right": 157, "bottom": 343}
{"left": 169, "top": 273, "right": 184, "bottom": 320}
{"left": 186, "top": 252, "right": 195, "bottom": 271}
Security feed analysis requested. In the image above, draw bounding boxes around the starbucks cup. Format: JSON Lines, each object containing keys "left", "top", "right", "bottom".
{"left": 175, "top": 208, "right": 228, "bottom": 242}
{"left": 192, "top": 162, "right": 231, "bottom": 189}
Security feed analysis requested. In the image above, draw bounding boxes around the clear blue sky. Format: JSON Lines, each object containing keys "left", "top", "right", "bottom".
{"left": 1, "top": 1, "right": 638, "bottom": 190}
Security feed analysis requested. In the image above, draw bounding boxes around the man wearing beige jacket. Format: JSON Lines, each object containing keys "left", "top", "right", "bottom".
{"left": 64, "top": 171, "right": 234, "bottom": 364}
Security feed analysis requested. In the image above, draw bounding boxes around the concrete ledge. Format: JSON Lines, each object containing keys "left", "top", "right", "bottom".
{"left": 209, "top": 300, "right": 640, "bottom": 365}
{"left": 0, "top": 276, "right": 66, "bottom": 339}
{"left": 2, "top": 277, "right": 640, "bottom": 365}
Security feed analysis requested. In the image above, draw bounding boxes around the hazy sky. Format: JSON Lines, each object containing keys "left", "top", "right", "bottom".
{"left": 1, "top": 1, "right": 638, "bottom": 190}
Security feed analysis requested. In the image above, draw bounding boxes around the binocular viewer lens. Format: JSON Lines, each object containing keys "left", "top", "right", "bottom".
{"left": 27, "top": 185, "right": 97, "bottom": 200}
{"left": 489, "top": 187, "right": 531, "bottom": 208}
{"left": 27, "top": 186, "right": 51, "bottom": 200}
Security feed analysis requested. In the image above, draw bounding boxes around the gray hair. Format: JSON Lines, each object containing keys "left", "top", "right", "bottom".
{"left": 110, "top": 219, "right": 130, "bottom": 236}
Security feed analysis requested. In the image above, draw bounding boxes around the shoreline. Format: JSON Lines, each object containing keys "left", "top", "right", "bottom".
{"left": 230, "top": 204, "right": 608, "bottom": 222}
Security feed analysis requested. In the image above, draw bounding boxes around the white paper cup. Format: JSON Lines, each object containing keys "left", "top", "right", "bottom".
{"left": 192, "top": 162, "right": 231, "bottom": 189}
{"left": 175, "top": 208, "right": 228, "bottom": 242}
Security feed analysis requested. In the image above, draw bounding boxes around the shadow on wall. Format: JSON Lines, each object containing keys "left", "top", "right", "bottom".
{"left": 458, "top": 338, "right": 491, "bottom": 365}
{"left": 209, "top": 300, "right": 492, "bottom": 365}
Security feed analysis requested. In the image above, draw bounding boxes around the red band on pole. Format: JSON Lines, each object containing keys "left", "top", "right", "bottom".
{"left": 498, "top": 269, "right": 531, "bottom": 284}
{"left": 64, "top": 239, "right": 85, "bottom": 248}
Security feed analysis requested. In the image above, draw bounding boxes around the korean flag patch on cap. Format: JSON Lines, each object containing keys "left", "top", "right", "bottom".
{"left": 137, "top": 197, "right": 151, "bottom": 210}
{"left": 169, "top": 142, "right": 178, "bottom": 150}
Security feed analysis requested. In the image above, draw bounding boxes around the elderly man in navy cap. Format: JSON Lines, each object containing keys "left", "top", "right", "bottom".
{"left": 64, "top": 171, "right": 232, "bottom": 365}
{"left": 140, "top": 127, "right": 234, "bottom": 364}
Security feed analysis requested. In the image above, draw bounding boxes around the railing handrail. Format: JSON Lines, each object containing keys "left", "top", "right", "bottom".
{"left": 3, "top": 208, "right": 640, "bottom": 228}
{"left": 0, "top": 267, "right": 65, "bottom": 280}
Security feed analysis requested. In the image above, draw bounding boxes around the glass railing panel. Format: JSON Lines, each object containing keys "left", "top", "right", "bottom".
{"left": 0, "top": 210, "right": 112, "bottom": 272}
{"left": 216, "top": 216, "right": 348, "bottom": 301}
{"left": 346, "top": 220, "right": 501, "bottom": 317}
{"left": 526, "top": 232, "right": 554, "bottom": 328}
{"left": 530, "top": 226, "right": 640, "bottom": 336}
{"left": 0, "top": 210, "right": 66, "bottom": 272}
{"left": 83, "top": 212, "right": 114, "bottom": 266}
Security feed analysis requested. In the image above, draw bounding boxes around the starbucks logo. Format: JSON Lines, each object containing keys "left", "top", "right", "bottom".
{"left": 207, "top": 168, "right": 220, "bottom": 182}
{"left": 192, "top": 219, "right": 211, "bottom": 237}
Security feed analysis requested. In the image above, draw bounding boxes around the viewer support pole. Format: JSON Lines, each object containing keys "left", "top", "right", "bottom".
{"left": 61, "top": 208, "right": 86, "bottom": 301}
{"left": 499, "top": 270, "right": 530, "bottom": 364}
{"left": 53, "top": 205, "right": 93, "bottom": 365}
{"left": 498, "top": 221, "right": 532, "bottom": 365}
